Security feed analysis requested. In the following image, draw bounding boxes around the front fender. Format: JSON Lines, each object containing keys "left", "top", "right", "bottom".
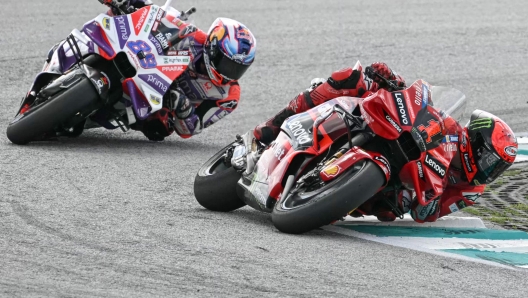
{"left": 319, "top": 147, "right": 391, "bottom": 187}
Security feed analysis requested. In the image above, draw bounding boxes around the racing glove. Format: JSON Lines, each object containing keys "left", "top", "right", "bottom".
{"left": 141, "top": 108, "right": 175, "bottom": 141}
{"left": 368, "top": 62, "right": 406, "bottom": 89}
{"left": 103, "top": 0, "right": 152, "bottom": 15}
{"left": 169, "top": 90, "right": 194, "bottom": 119}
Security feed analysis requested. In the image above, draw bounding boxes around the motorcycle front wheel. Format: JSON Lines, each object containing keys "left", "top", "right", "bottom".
{"left": 194, "top": 142, "right": 246, "bottom": 212}
{"left": 272, "top": 159, "right": 385, "bottom": 234}
{"left": 6, "top": 77, "right": 99, "bottom": 145}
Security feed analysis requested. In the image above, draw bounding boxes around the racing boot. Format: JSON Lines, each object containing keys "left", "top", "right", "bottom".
{"left": 254, "top": 62, "right": 371, "bottom": 145}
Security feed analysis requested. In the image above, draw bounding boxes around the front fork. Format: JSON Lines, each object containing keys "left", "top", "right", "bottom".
{"left": 229, "top": 130, "right": 263, "bottom": 174}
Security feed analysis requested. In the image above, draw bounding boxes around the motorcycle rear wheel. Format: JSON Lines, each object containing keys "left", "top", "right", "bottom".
{"left": 194, "top": 142, "right": 246, "bottom": 212}
{"left": 271, "top": 159, "right": 385, "bottom": 234}
{"left": 6, "top": 77, "right": 99, "bottom": 145}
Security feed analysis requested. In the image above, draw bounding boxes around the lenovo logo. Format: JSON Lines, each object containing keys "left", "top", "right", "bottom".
{"left": 424, "top": 154, "right": 446, "bottom": 178}
{"left": 393, "top": 92, "right": 409, "bottom": 126}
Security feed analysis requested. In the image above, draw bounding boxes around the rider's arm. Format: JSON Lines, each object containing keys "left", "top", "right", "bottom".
{"left": 253, "top": 62, "right": 404, "bottom": 145}
{"left": 173, "top": 83, "right": 240, "bottom": 138}
{"left": 437, "top": 184, "right": 486, "bottom": 218}
{"left": 198, "top": 83, "right": 241, "bottom": 129}
{"left": 410, "top": 184, "right": 486, "bottom": 223}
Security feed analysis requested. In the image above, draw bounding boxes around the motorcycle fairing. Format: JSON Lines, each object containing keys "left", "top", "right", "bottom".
{"left": 238, "top": 97, "right": 363, "bottom": 212}
{"left": 361, "top": 80, "right": 462, "bottom": 205}
{"left": 38, "top": 5, "right": 191, "bottom": 121}
{"left": 237, "top": 133, "right": 298, "bottom": 212}
{"left": 319, "top": 147, "right": 391, "bottom": 186}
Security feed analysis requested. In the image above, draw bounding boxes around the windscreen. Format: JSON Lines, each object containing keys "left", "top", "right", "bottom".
{"left": 430, "top": 86, "right": 468, "bottom": 124}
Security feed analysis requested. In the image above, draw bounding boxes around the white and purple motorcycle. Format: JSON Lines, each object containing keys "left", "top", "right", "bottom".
{"left": 7, "top": 0, "right": 195, "bottom": 144}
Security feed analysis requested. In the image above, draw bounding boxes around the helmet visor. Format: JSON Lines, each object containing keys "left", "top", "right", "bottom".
{"left": 473, "top": 146, "right": 512, "bottom": 184}
{"left": 210, "top": 53, "right": 250, "bottom": 81}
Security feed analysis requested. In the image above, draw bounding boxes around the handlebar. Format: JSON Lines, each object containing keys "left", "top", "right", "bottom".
{"left": 365, "top": 66, "right": 405, "bottom": 92}
{"left": 312, "top": 104, "right": 363, "bottom": 150}
{"left": 179, "top": 7, "right": 197, "bottom": 21}
{"left": 98, "top": 0, "right": 196, "bottom": 20}
{"left": 98, "top": 0, "right": 130, "bottom": 15}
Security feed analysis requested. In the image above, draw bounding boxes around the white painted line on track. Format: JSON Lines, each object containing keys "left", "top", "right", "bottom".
{"left": 324, "top": 215, "right": 528, "bottom": 270}
{"left": 337, "top": 215, "right": 486, "bottom": 229}
{"left": 322, "top": 225, "right": 519, "bottom": 270}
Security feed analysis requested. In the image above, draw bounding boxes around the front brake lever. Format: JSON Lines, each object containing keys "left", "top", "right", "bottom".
{"left": 365, "top": 66, "right": 404, "bottom": 91}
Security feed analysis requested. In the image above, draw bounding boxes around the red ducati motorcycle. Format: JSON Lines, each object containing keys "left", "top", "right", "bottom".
{"left": 194, "top": 67, "right": 467, "bottom": 234}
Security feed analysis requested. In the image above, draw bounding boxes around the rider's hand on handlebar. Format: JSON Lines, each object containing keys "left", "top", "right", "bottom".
{"left": 369, "top": 62, "right": 393, "bottom": 82}
{"left": 367, "top": 62, "right": 406, "bottom": 90}
{"left": 169, "top": 90, "right": 194, "bottom": 119}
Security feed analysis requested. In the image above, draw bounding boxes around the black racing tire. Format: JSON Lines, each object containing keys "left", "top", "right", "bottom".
{"left": 194, "top": 142, "right": 246, "bottom": 212}
{"left": 272, "top": 159, "right": 385, "bottom": 234}
{"left": 6, "top": 77, "right": 99, "bottom": 145}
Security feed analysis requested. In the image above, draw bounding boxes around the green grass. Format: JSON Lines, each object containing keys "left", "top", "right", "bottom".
{"left": 463, "top": 204, "right": 528, "bottom": 227}
{"left": 511, "top": 203, "right": 528, "bottom": 212}
{"left": 494, "top": 179, "right": 505, "bottom": 186}
{"left": 502, "top": 169, "right": 522, "bottom": 177}
{"left": 463, "top": 207, "right": 484, "bottom": 216}
{"left": 489, "top": 216, "right": 509, "bottom": 225}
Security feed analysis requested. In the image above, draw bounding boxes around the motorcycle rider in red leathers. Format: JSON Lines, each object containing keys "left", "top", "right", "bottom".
{"left": 253, "top": 61, "right": 518, "bottom": 223}
{"left": 102, "top": 0, "right": 257, "bottom": 141}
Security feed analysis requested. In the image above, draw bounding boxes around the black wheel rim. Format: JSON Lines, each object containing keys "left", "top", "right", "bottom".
{"left": 280, "top": 161, "right": 365, "bottom": 210}
{"left": 204, "top": 155, "right": 230, "bottom": 176}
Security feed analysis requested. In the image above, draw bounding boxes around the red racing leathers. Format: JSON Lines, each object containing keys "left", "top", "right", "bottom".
{"left": 360, "top": 127, "right": 487, "bottom": 223}
{"left": 254, "top": 61, "right": 486, "bottom": 223}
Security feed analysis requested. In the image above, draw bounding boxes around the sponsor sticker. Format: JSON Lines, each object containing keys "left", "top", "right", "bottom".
{"left": 418, "top": 199, "right": 438, "bottom": 219}
{"left": 161, "top": 66, "right": 184, "bottom": 72}
{"left": 134, "top": 8, "right": 149, "bottom": 35}
{"left": 322, "top": 165, "right": 341, "bottom": 178}
{"left": 469, "top": 118, "right": 493, "bottom": 130}
{"left": 219, "top": 100, "right": 238, "bottom": 110}
{"left": 505, "top": 146, "right": 517, "bottom": 157}
{"left": 115, "top": 16, "right": 130, "bottom": 49}
{"left": 417, "top": 161, "right": 425, "bottom": 180}
{"left": 392, "top": 92, "right": 410, "bottom": 126}
{"left": 422, "top": 84, "right": 429, "bottom": 108}
{"left": 149, "top": 94, "right": 161, "bottom": 105}
{"left": 180, "top": 25, "right": 197, "bottom": 37}
{"left": 374, "top": 156, "right": 391, "bottom": 175}
{"left": 449, "top": 203, "right": 460, "bottom": 213}
{"left": 102, "top": 17, "right": 111, "bottom": 30}
{"left": 442, "top": 142, "right": 457, "bottom": 152}
{"left": 424, "top": 153, "right": 447, "bottom": 178}
{"left": 417, "top": 119, "right": 442, "bottom": 144}
{"left": 272, "top": 143, "right": 285, "bottom": 161}
{"left": 462, "top": 192, "right": 481, "bottom": 202}
{"left": 232, "top": 53, "right": 248, "bottom": 62}
{"left": 463, "top": 152, "right": 473, "bottom": 173}
{"left": 155, "top": 32, "right": 170, "bottom": 49}
{"left": 162, "top": 56, "right": 190, "bottom": 65}
{"left": 286, "top": 120, "right": 312, "bottom": 145}
{"left": 138, "top": 74, "right": 169, "bottom": 94}
{"left": 385, "top": 113, "right": 402, "bottom": 133}
{"left": 148, "top": 35, "right": 164, "bottom": 55}
{"left": 144, "top": 7, "right": 158, "bottom": 33}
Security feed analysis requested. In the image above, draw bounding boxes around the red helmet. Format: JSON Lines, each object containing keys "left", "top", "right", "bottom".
{"left": 460, "top": 110, "right": 517, "bottom": 185}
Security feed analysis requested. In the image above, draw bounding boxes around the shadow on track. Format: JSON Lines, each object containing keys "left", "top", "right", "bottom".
{"left": 1, "top": 131, "right": 226, "bottom": 153}
{"left": 193, "top": 207, "right": 365, "bottom": 239}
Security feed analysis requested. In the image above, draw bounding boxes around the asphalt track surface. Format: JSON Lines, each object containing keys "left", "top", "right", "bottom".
{"left": 1, "top": 0, "right": 528, "bottom": 297}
